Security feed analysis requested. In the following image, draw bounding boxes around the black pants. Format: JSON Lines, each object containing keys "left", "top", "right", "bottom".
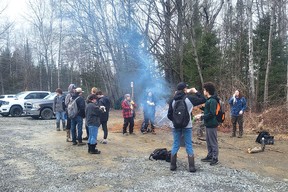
{"left": 101, "top": 121, "right": 108, "bottom": 139}
{"left": 231, "top": 115, "right": 244, "bottom": 136}
{"left": 123, "top": 117, "right": 134, "bottom": 134}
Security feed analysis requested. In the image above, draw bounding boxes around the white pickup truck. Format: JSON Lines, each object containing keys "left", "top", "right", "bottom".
{"left": 0, "top": 91, "right": 50, "bottom": 117}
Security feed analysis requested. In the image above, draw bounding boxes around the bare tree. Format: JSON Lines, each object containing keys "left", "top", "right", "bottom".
{"left": 246, "top": 0, "right": 256, "bottom": 112}
{"left": 263, "top": 0, "right": 275, "bottom": 108}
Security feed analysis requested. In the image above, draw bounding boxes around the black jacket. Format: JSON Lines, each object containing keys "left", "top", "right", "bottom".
{"left": 72, "top": 93, "right": 86, "bottom": 118}
{"left": 97, "top": 96, "right": 111, "bottom": 122}
{"left": 85, "top": 102, "right": 102, "bottom": 126}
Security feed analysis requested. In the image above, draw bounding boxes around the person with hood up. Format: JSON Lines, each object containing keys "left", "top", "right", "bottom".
{"left": 167, "top": 82, "right": 206, "bottom": 172}
{"left": 195, "top": 82, "right": 220, "bottom": 166}
{"left": 65, "top": 84, "right": 76, "bottom": 142}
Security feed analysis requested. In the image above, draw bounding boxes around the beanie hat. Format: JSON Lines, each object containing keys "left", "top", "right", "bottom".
{"left": 124, "top": 94, "right": 130, "bottom": 98}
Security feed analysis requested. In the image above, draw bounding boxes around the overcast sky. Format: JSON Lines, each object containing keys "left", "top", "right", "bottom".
{"left": 3, "top": 0, "right": 28, "bottom": 22}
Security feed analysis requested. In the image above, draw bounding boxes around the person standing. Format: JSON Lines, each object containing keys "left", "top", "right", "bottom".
{"left": 85, "top": 94, "right": 103, "bottom": 154}
{"left": 121, "top": 94, "right": 137, "bottom": 135}
{"left": 96, "top": 91, "right": 111, "bottom": 144}
{"left": 195, "top": 82, "right": 219, "bottom": 166}
{"left": 70, "top": 87, "right": 86, "bottom": 146}
{"left": 167, "top": 82, "right": 206, "bottom": 172}
{"left": 65, "top": 84, "right": 76, "bottom": 142}
{"left": 83, "top": 87, "right": 98, "bottom": 140}
{"left": 142, "top": 91, "right": 156, "bottom": 134}
{"left": 53, "top": 88, "right": 66, "bottom": 131}
{"left": 228, "top": 90, "right": 247, "bottom": 138}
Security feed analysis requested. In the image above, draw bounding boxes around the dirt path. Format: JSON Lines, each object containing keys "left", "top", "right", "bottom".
{"left": 0, "top": 110, "right": 288, "bottom": 191}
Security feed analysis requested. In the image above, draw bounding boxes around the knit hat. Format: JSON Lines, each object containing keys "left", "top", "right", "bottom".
{"left": 177, "top": 82, "right": 188, "bottom": 90}
{"left": 124, "top": 94, "right": 130, "bottom": 98}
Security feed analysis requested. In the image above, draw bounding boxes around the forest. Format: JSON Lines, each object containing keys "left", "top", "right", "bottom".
{"left": 0, "top": 0, "right": 287, "bottom": 112}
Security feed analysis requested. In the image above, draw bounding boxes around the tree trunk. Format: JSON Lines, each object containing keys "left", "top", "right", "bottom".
{"left": 264, "top": 1, "right": 275, "bottom": 109}
{"left": 247, "top": 0, "right": 256, "bottom": 112}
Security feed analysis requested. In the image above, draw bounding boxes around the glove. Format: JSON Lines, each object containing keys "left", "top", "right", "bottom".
{"left": 131, "top": 101, "right": 135, "bottom": 105}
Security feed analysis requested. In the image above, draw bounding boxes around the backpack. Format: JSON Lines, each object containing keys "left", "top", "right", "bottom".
{"left": 149, "top": 148, "right": 171, "bottom": 162}
{"left": 172, "top": 97, "right": 190, "bottom": 128}
{"left": 255, "top": 131, "right": 274, "bottom": 145}
{"left": 67, "top": 97, "right": 80, "bottom": 119}
{"left": 215, "top": 99, "right": 225, "bottom": 123}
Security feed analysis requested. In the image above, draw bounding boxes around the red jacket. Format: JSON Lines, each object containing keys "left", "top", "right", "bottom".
{"left": 121, "top": 100, "right": 137, "bottom": 118}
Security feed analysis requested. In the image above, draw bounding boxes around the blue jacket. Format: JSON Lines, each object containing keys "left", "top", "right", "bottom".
{"left": 228, "top": 96, "right": 247, "bottom": 116}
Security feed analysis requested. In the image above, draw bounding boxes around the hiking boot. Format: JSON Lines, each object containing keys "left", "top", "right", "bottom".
{"left": 72, "top": 142, "right": 77, "bottom": 145}
{"left": 237, "top": 135, "right": 243, "bottom": 138}
{"left": 201, "top": 156, "right": 213, "bottom": 162}
{"left": 170, "top": 154, "right": 177, "bottom": 171}
{"left": 210, "top": 158, "right": 218, "bottom": 166}
{"left": 188, "top": 155, "right": 196, "bottom": 172}
{"left": 130, "top": 132, "right": 136, "bottom": 135}
{"left": 56, "top": 122, "right": 60, "bottom": 131}
{"left": 87, "top": 143, "right": 90, "bottom": 153}
{"left": 123, "top": 132, "right": 128, "bottom": 136}
{"left": 101, "top": 139, "right": 107, "bottom": 144}
{"left": 77, "top": 142, "right": 86, "bottom": 146}
{"left": 151, "top": 129, "right": 156, "bottom": 135}
{"left": 82, "top": 136, "right": 88, "bottom": 140}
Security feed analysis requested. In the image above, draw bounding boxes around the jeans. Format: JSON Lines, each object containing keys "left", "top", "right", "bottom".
{"left": 171, "top": 128, "right": 193, "bottom": 156}
{"left": 55, "top": 111, "right": 66, "bottom": 124}
{"left": 71, "top": 115, "right": 83, "bottom": 143}
{"left": 88, "top": 125, "right": 99, "bottom": 145}
{"left": 123, "top": 117, "right": 134, "bottom": 134}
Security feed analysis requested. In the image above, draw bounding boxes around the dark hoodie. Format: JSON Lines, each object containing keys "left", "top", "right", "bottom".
{"left": 71, "top": 92, "right": 86, "bottom": 118}
{"left": 201, "top": 95, "right": 219, "bottom": 128}
{"left": 167, "top": 90, "right": 206, "bottom": 128}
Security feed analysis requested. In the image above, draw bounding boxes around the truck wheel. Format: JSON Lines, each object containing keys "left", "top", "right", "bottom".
{"left": 1, "top": 113, "right": 9, "bottom": 117}
{"left": 40, "top": 108, "right": 53, "bottom": 120}
{"left": 31, "top": 115, "right": 40, "bottom": 119}
{"left": 10, "top": 106, "right": 23, "bottom": 117}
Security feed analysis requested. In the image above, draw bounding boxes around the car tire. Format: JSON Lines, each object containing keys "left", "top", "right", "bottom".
{"left": 40, "top": 108, "right": 53, "bottom": 120}
{"left": 31, "top": 115, "right": 40, "bottom": 119}
{"left": 10, "top": 106, "right": 23, "bottom": 117}
{"left": 1, "top": 113, "right": 9, "bottom": 117}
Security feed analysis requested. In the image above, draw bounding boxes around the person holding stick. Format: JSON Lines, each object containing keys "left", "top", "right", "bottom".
{"left": 121, "top": 93, "right": 137, "bottom": 135}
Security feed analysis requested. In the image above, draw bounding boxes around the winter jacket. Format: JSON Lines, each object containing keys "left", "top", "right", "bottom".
{"left": 97, "top": 96, "right": 111, "bottom": 122}
{"left": 143, "top": 95, "right": 156, "bottom": 119}
{"left": 85, "top": 102, "right": 102, "bottom": 126}
{"left": 53, "top": 95, "right": 65, "bottom": 112}
{"left": 122, "top": 100, "right": 137, "bottom": 118}
{"left": 71, "top": 93, "right": 86, "bottom": 118}
{"left": 201, "top": 96, "right": 219, "bottom": 128}
{"left": 228, "top": 96, "right": 247, "bottom": 116}
{"left": 167, "top": 91, "right": 206, "bottom": 129}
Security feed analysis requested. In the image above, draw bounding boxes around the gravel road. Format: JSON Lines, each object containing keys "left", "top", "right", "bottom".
{"left": 0, "top": 116, "right": 287, "bottom": 192}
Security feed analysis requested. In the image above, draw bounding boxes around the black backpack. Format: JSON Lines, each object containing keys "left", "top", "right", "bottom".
{"left": 256, "top": 131, "right": 274, "bottom": 145}
{"left": 149, "top": 148, "right": 171, "bottom": 162}
{"left": 172, "top": 97, "right": 190, "bottom": 128}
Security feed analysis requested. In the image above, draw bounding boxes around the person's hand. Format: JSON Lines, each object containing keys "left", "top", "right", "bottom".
{"left": 194, "top": 114, "right": 202, "bottom": 121}
{"left": 100, "top": 106, "right": 106, "bottom": 112}
{"left": 239, "top": 110, "right": 243, "bottom": 115}
{"left": 131, "top": 101, "right": 134, "bottom": 105}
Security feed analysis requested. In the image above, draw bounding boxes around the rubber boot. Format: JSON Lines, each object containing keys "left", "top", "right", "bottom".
{"left": 89, "top": 144, "right": 101, "bottom": 154}
{"left": 62, "top": 122, "right": 66, "bottom": 131}
{"left": 56, "top": 122, "right": 60, "bottom": 131}
{"left": 188, "top": 155, "right": 196, "bottom": 172}
{"left": 170, "top": 154, "right": 177, "bottom": 171}
{"left": 87, "top": 143, "right": 90, "bottom": 153}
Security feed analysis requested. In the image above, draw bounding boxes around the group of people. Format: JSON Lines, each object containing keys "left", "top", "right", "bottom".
{"left": 52, "top": 81, "right": 247, "bottom": 169}
{"left": 53, "top": 84, "right": 110, "bottom": 154}
{"left": 167, "top": 82, "right": 247, "bottom": 172}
